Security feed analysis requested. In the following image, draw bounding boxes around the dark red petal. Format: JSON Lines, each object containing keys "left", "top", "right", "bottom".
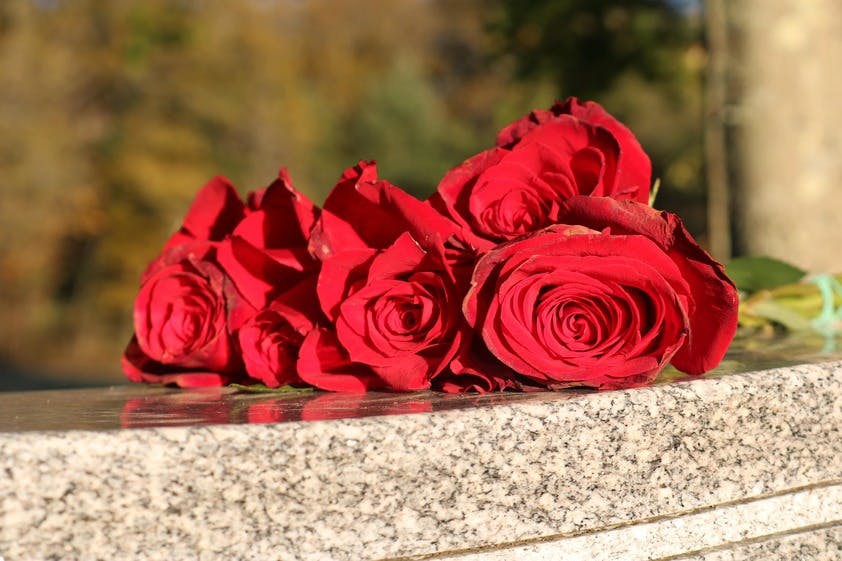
{"left": 121, "top": 336, "right": 230, "bottom": 387}
{"left": 554, "top": 98, "right": 651, "bottom": 202}
{"left": 664, "top": 213, "right": 738, "bottom": 374}
{"left": 317, "top": 249, "right": 377, "bottom": 321}
{"left": 309, "top": 161, "right": 408, "bottom": 259}
{"left": 367, "top": 358, "right": 433, "bottom": 391}
{"left": 495, "top": 108, "right": 556, "bottom": 148}
{"left": 297, "top": 328, "right": 385, "bottom": 391}
{"left": 121, "top": 336, "right": 151, "bottom": 383}
{"left": 366, "top": 233, "right": 428, "bottom": 281}
{"left": 434, "top": 333, "right": 521, "bottom": 393}
{"left": 140, "top": 241, "right": 216, "bottom": 285}
{"left": 216, "top": 235, "right": 311, "bottom": 310}
{"left": 181, "top": 176, "right": 246, "bottom": 242}
{"left": 356, "top": 176, "right": 460, "bottom": 252}
{"left": 274, "top": 273, "right": 323, "bottom": 324}
{"left": 239, "top": 168, "right": 319, "bottom": 248}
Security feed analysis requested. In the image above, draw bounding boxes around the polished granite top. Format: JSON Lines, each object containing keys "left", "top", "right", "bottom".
{"left": 1, "top": 333, "right": 840, "bottom": 432}
{"left": 2, "top": 333, "right": 840, "bottom": 561}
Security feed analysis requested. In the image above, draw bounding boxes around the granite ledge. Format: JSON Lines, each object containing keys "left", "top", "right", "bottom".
{"left": 1, "top": 360, "right": 841, "bottom": 561}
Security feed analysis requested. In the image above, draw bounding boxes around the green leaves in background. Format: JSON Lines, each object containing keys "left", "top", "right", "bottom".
{"left": 726, "top": 256, "right": 806, "bottom": 294}
{"left": 729, "top": 256, "right": 842, "bottom": 335}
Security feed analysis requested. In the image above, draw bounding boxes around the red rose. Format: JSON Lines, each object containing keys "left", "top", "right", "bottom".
{"left": 464, "top": 200, "right": 737, "bottom": 389}
{"left": 123, "top": 169, "right": 320, "bottom": 388}
{"left": 556, "top": 196, "right": 738, "bottom": 375}
{"left": 217, "top": 168, "right": 319, "bottom": 311}
{"left": 122, "top": 243, "right": 242, "bottom": 388}
{"left": 236, "top": 278, "right": 319, "bottom": 388}
{"left": 433, "top": 98, "right": 650, "bottom": 252}
{"left": 496, "top": 97, "right": 651, "bottom": 199}
{"left": 301, "top": 162, "right": 467, "bottom": 391}
{"left": 314, "top": 233, "right": 463, "bottom": 391}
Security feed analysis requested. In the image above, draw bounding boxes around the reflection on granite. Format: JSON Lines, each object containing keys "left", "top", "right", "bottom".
{"left": 1, "top": 333, "right": 841, "bottom": 432}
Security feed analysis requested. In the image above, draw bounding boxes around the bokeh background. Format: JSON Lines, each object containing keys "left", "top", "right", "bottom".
{"left": 2, "top": 0, "right": 840, "bottom": 389}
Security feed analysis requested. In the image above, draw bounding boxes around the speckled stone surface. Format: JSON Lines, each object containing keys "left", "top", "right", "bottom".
{"left": 683, "top": 525, "right": 842, "bottom": 560}
{"left": 1, "top": 358, "right": 841, "bottom": 560}
{"left": 436, "top": 485, "right": 842, "bottom": 560}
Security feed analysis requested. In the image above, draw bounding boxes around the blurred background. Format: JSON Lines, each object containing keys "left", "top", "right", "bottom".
{"left": 1, "top": 0, "right": 839, "bottom": 389}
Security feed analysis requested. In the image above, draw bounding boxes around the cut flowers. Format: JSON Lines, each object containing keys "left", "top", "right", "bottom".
{"left": 123, "top": 98, "right": 739, "bottom": 393}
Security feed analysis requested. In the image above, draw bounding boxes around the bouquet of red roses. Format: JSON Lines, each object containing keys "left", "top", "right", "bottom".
{"left": 122, "top": 99, "right": 738, "bottom": 393}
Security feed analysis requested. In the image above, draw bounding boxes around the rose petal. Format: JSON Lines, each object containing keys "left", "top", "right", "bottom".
{"left": 121, "top": 337, "right": 231, "bottom": 388}
{"left": 554, "top": 98, "right": 651, "bottom": 200}
{"left": 317, "top": 249, "right": 377, "bottom": 321}
{"left": 177, "top": 176, "right": 245, "bottom": 243}
{"left": 466, "top": 226, "right": 692, "bottom": 387}
{"left": 216, "top": 235, "right": 313, "bottom": 310}
{"left": 297, "top": 328, "right": 385, "bottom": 392}
{"left": 309, "top": 161, "right": 408, "bottom": 259}
{"left": 244, "top": 167, "right": 319, "bottom": 244}
{"left": 355, "top": 174, "right": 460, "bottom": 252}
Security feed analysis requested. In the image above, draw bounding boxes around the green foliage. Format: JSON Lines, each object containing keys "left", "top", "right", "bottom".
{"left": 0, "top": 0, "right": 708, "bottom": 383}
{"left": 492, "top": 0, "right": 707, "bottom": 235}
{"left": 0, "top": 0, "right": 522, "bottom": 379}
{"left": 230, "top": 384, "right": 314, "bottom": 395}
{"left": 743, "top": 299, "right": 814, "bottom": 332}
{"left": 732, "top": 258, "right": 842, "bottom": 336}
{"left": 726, "top": 256, "right": 807, "bottom": 294}
{"left": 343, "top": 59, "right": 477, "bottom": 197}
{"left": 492, "top": 0, "right": 694, "bottom": 99}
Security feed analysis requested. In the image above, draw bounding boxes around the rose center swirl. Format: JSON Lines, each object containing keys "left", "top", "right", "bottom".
{"left": 148, "top": 272, "right": 222, "bottom": 359}
{"left": 368, "top": 280, "right": 443, "bottom": 348}
{"left": 529, "top": 283, "right": 639, "bottom": 359}
{"left": 479, "top": 188, "right": 550, "bottom": 239}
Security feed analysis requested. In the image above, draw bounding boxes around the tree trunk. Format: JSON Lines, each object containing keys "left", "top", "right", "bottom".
{"left": 731, "top": 0, "right": 842, "bottom": 272}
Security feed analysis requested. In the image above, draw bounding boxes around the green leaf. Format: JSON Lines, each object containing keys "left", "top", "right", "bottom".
{"left": 726, "top": 256, "right": 806, "bottom": 293}
{"left": 229, "top": 383, "right": 314, "bottom": 394}
{"left": 749, "top": 299, "right": 813, "bottom": 331}
{"left": 648, "top": 178, "right": 661, "bottom": 207}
